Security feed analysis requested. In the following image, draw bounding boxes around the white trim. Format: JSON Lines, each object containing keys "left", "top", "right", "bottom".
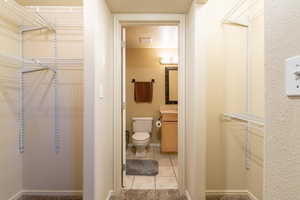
{"left": 248, "top": 191, "right": 259, "bottom": 200}
{"left": 8, "top": 191, "right": 23, "bottom": 200}
{"left": 105, "top": 190, "right": 114, "bottom": 200}
{"left": 21, "top": 190, "right": 83, "bottom": 196}
{"left": 206, "top": 190, "right": 249, "bottom": 196}
{"left": 113, "top": 14, "right": 186, "bottom": 195}
{"left": 185, "top": 190, "right": 192, "bottom": 200}
{"left": 206, "top": 190, "right": 260, "bottom": 200}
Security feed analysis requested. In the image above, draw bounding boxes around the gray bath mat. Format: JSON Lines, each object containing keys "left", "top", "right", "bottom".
{"left": 126, "top": 159, "right": 159, "bottom": 176}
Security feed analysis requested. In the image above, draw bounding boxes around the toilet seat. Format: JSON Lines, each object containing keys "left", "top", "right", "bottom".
{"left": 132, "top": 132, "right": 150, "bottom": 146}
{"left": 132, "top": 132, "right": 150, "bottom": 141}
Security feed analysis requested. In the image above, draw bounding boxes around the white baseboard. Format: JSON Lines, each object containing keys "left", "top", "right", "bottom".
{"left": 206, "top": 190, "right": 248, "bottom": 196}
{"left": 128, "top": 143, "right": 160, "bottom": 147}
{"left": 206, "top": 190, "right": 259, "bottom": 200}
{"left": 248, "top": 191, "right": 259, "bottom": 200}
{"left": 106, "top": 190, "right": 114, "bottom": 200}
{"left": 21, "top": 190, "right": 83, "bottom": 196}
{"left": 185, "top": 190, "right": 192, "bottom": 200}
{"left": 8, "top": 191, "right": 23, "bottom": 200}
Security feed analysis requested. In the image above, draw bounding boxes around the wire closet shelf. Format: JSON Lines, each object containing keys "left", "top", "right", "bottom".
{"left": 0, "top": 1, "right": 84, "bottom": 153}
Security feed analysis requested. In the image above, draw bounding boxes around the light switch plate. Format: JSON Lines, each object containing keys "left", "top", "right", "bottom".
{"left": 286, "top": 56, "right": 300, "bottom": 96}
{"left": 99, "top": 84, "right": 104, "bottom": 99}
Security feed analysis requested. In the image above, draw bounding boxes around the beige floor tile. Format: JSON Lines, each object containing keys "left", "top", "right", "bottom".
{"left": 124, "top": 176, "right": 134, "bottom": 189}
{"left": 132, "top": 176, "right": 155, "bottom": 189}
{"left": 157, "top": 166, "right": 175, "bottom": 177}
{"left": 158, "top": 157, "right": 172, "bottom": 167}
{"left": 127, "top": 147, "right": 155, "bottom": 160}
{"left": 173, "top": 166, "right": 179, "bottom": 179}
{"left": 156, "top": 177, "right": 178, "bottom": 189}
{"left": 157, "top": 152, "right": 171, "bottom": 159}
{"left": 171, "top": 156, "right": 178, "bottom": 167}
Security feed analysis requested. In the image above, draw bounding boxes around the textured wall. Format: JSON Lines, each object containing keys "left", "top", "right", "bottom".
{"left": 265, "top": 0, "right": 300, "bottom": 199}
{"left": 0, "top": 14, "right": 22, "bottom": 200}
{"left": 126, "top": 48, "right": 178, "bottom": 144}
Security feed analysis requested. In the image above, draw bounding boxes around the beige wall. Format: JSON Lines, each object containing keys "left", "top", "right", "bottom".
{"left": 265, "top": 0, "right": 300, "bottom": 199}
{"left": 0, "top": 15, "right": 23, "bottom": 200}
{"left": 191, "top": 0, "right": 264, "bottom": 199}
{"left": 126, "top": 48, "right": 177, "bottom": 143}
{"left": 21, "top": 8, "right": 83, "bottom": 191}
{"left": 84, "top": 0, "right": 114, "bottom": 199}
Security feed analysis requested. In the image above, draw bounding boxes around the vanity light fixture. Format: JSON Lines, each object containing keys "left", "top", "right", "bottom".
{"left": 160, "top": 56, "right": 179, "bottom": 65}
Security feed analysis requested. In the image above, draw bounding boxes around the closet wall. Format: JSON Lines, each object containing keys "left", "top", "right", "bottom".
{"left": 0, "top": 10, "right": 22, "bottom": 200}
{"left": 195, "top": 0, "right": 264, "bottom": 199}
{"left": 21, "top": 7, "right": 83, "bottom": 190}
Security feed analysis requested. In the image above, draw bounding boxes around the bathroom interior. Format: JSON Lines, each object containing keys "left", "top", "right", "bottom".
{"left": 123, "top": 25, "right": 179, "bottom": 190}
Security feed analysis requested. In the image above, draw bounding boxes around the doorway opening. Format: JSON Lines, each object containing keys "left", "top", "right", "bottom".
{"left": 113, "top": 14, "right": 186, "bottom": 196}
{"left": 122, "top": 25, "right": 179, "bottom": 191}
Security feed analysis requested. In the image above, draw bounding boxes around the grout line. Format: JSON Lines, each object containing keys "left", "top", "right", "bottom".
{"left": 130, "top": 176, "right": 135, "bottom": 189}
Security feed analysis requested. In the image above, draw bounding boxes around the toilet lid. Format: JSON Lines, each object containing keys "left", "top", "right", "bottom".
{"left": 132, "top": 132, "right": 150, "bottom": 141}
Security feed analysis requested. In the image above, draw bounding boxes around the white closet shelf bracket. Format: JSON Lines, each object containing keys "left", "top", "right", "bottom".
{"left": 223, "top": 113, "right": 264, "bottom": 126}
{"left": 221, "top": 0, "right": 263, "bottom": 26}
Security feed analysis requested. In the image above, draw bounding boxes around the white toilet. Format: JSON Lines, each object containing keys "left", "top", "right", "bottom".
{"left": 132, "top": 117, "right": 153, "bottom": 157}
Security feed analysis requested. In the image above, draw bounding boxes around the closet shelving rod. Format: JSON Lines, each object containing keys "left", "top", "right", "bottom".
{"left": 0, "top": 53, "right": 49, "bottom": 66}
{"left": 223, "top": 113, "right": 264, "bottom": 126}
{"left": 27, "top": 6, "right": 83, "bottom": 14}
{"left": 21, "top": 67, "right": 52, "bottom": 74}
{"left": 23, "top": 58, "right": 83, "bottom": 65}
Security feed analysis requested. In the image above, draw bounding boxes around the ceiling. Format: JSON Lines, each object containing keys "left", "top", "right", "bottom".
{"left": 106, "top": 0, "right": 193, "bottom": 13}
{"left": 126, "top": 26, "right": 178, "bottom": 49}
{"left": 16, "top": 0, "right": 207, "bottom": 12}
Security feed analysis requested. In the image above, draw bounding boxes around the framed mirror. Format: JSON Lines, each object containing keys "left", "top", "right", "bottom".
{"left": 165, "top": 66, "right": 178, "bottom": 104}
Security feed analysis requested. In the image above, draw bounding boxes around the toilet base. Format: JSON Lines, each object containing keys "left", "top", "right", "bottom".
{"left": 134, "top": 145, "right": 148, "bottom": 157}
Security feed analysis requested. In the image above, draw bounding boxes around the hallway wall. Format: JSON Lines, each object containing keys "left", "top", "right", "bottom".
{"left": 265, "top": 0, "right": 300, "bottom": 199}
{"left": 84, "top": 0, "right": 114, "bottom": 199}
{"left": 0, "top": 13, "right": 22, "bottom": 200}
{"left": 185, "top": 2, "right": 207, "bottom": 199}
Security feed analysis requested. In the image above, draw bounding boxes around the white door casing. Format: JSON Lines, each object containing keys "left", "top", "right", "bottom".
{"left": 121, "top": 27, "right": 127, "bottom": 187}
{"left": 113, "top": 14, "right": 186, "bottom": 195}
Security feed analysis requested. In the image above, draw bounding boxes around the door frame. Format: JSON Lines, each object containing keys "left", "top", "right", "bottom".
{"left": 113, "top": 14, "right": 187, "bottom": 195}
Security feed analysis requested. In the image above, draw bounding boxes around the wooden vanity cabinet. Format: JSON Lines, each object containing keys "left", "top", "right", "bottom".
{"left": 161, "top": 113, "right": 178, "bottom": 153}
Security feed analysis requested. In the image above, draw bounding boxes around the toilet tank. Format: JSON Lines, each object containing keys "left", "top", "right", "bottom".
{"left": 132, "top": 117, "right": 153, "bottom": 133}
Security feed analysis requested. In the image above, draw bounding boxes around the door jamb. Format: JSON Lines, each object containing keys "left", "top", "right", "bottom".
{"left": 113, "top": 14, "right": 186, "bottom": 195}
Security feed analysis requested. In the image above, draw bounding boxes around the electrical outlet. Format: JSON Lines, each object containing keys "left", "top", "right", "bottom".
{"left": 286, "top": 56, "right": 300, "bottom": 96}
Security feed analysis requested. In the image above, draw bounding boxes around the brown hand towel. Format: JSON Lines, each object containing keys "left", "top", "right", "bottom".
{"left": 134, "top": 82, "right": 153, "bottom": 103}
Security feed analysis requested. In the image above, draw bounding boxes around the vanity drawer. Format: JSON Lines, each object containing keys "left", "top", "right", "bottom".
{"left": 162, "top": 113, "right": 178, "bottom": 122}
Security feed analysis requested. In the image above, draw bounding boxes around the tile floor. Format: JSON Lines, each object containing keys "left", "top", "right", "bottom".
{"left": 125, "top": 146, "right": 178, "bottom": 190}
{"left": 111, "top": 189, "right": 187, "bottom": 200}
